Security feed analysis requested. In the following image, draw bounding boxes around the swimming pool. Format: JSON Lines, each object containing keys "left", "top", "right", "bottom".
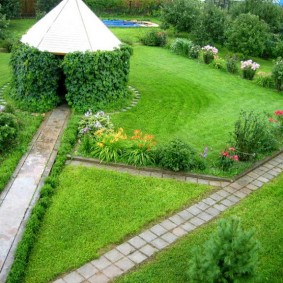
{"left": 102, "top": 19, "right": 141, "bottom": 28}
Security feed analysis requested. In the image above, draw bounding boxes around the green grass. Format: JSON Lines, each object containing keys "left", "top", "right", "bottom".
{"left": 0, "top": 53, "right": 11, "bottom": 85}
{"left": 109, "top": 46, "right": 283, "bottom": 174}
{"left": 116, "top": 173, "right": 283, "bottom": 283}
{"left": 6, "top": 19, "right": 36, "bottom": 38}
{"left": 23, "top": 165, "right": 214, "bottom": 283}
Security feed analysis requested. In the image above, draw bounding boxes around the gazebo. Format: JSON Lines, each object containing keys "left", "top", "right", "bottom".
{"left": 11, "top": 0, "right": 132, "bottom": 112}
{"left": 21, "top": 0, "right": 121, "bottom": 54}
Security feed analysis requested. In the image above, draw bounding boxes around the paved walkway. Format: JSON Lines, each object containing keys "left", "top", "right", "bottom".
{"left": 0, "top": 105, "right": 70, "bottom": 282}
{"left": 0, "top": 83, "right": 8, "bottom": 111}
{"left": 54, "top": 152, "right": 283, "bottom": 283}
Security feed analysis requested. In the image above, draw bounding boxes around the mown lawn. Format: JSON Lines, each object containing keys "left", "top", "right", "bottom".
{"left": 117, "top": 173, "right": 283, "bottom": 283}
{"left": 23, "top": 165, "right": 213, "bottom": 283}
{"left": 0, "top": 53, "right": 11, "bottom": 85}
{"left": 111, "top": 46, "right": 283, "bottom": 164}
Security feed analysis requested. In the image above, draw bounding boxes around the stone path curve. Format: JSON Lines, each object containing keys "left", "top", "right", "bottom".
{"left": 0, "top": 105, "right": 70, "bottom": 283}
{"left": 53, "top": 152, "right": 283, "bottom": 283}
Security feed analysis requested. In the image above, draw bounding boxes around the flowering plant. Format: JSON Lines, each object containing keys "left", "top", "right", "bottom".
{"left": 269, "top": 110, "right": 283, "bottom": 132}
{"left": 202, "top": 45, "right": 218, "bottom": 64}
{"left": 126, "top": 130, "right": 157, "bottom": 166}
{"left": 241, "top": 60, "right": 260, "bottom": 80}
{"left": 78, "top": 110, "right": 113, "bottom": 137}
{"left": 218, "top": 147, "right": 239, "bottom": 171}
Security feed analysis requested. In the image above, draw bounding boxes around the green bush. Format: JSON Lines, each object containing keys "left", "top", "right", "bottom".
{"left": 225, "top": 13, "right": 269, "bottom": 57}
{"left": 0, "top": 35, "right": 18, "bottom": 52}
{"left": 0, "top": 112, "right": 18, "bottom": 151}
{"left": 188, "top": 218, "right": 259, "bottom": 282}
{"left": 170, "top": 38, "right": 193, "bottom": 56}
{"left": 156, "top": 139, "right": 198, "bottom": 172}
{"left": 272, "top": 57, "right": 283, "bottom": 91}
{"left": 62, "top": 45, "right": 132, "bottom": 113}
{"left": 188, "top": 45, "right": 200, "bottom": 59}
{"left": 231, "top": 111, "right": 277, "bottom": 161}
{"left": 161, "top": 0, "right": 201, "bottom": 32}
{"left": 0, "top": 4, "right": 9, "bottom": 40}
{"left": 36, "top": 0, "right": 60, "bottom": 14}
{"left": 10, "top": 43, "right": 61, "bottom": 112}
{"left": 255, "top": 73, "right": 275, "bottom": 89}
{"left": 226, "top": 55, "right": 238, "bottom": 74}
{"left": 193, "top": 2, "right": 227, "bottom": 46}
{"left": 0, "top": 0, "right": 20, "bottom": 18}
{"left": 141, "top": 30, "right": 167, "bottom": 47}
{"left": 218, "top": 147, "right": 239, "bottom": 171}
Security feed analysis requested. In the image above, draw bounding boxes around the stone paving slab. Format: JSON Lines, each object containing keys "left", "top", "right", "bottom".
{"left": 0, "top": 105, "right": 70, "bottom": 282}
{"left": 53, "top": 152, "right": 283, "bottom": 283}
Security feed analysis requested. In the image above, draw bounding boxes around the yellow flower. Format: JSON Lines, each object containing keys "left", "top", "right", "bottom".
{"left": 97, "top": 142, "right": 104, "bottom": 148}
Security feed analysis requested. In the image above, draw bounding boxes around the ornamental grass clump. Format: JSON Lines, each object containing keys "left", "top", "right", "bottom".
{"left": 187, "top": 218, "right": 259, "bottom": 282}
{"left": 241, "top": 60, "right": 260, "bottom": 80}
{"left": 202, "top": 45, "right": 218, "bottom": 64}
{"left": 170, "top": 38, "right": 193, "bottom": 56}
{"left": 226, "top": 55, "right": 238, "bottom": 74}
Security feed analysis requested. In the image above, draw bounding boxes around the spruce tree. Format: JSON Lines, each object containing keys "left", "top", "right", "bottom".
{"left": 188, "top": 217, "right": 259, "bottom": 282}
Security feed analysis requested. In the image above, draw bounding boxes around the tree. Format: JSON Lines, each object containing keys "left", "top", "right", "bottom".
{"left": 193, "top": 2, "right": 227, "bottom": 46}
{"left": 188, "top": 218, "right": 259, "bottom": 283}
{"left": 161, "top": 0, "right": 201, "bottom": 32}
{"left": 0, "top": 0, "right": 20, "bottom": 18}
{"left": 225, "top": 13, "right": 269, "bottom": 57}
{"left": 0, "top": 4, "right": 8, "bottom": 39}
{"left": 36, "top": 0, "right": 60, "bottom": 14}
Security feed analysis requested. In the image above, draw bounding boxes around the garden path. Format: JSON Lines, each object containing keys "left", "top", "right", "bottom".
{"left": 53, "top": 153, "right": 283, "bottom": 283}
{"left": 0, "top": 105, "right": 70, "bottom": 283}
{"left": 0, "top": 83, "right": 8, "bottom": 111}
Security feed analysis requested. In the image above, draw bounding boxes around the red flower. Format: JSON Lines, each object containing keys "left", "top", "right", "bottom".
{"left": 222, "top": 151, "right": 229, "bottom": 157}
{"left": 229, "top": 147, "right": 235, "bottom": 151}
{"left": 274, "top": 110, "right": 283, "bottom": 116}
{"left": 233, "top": 155, "right": 239, "bottom": 161}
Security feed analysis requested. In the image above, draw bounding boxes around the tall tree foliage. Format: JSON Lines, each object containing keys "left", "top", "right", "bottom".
{"left": 0, "top": 0, "right": 20, "bottom": 18}
{"left": 0, "top": 4, "right": 8, "bottom": 39}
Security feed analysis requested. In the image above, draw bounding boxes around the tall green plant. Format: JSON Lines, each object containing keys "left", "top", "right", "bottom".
{"left": 10, "top": 44, "right": 61, "bottom": 112}
{"left": 62, "top": 45, "right": 132, "bottom": 112}
{"left": 225, "top": 13, "right": 269, "bottom": 57}
{"left": 188, "top": 218, "right": 259, "bottom": 282}
{"left": 0, "top": 4, "right": 8, "bottom": 39}
{"left": 272, "top": 57, "right": 283, "bottom": 91}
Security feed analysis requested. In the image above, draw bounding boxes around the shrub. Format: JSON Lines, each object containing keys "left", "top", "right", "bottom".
{"left": 0, "top": 4, "right": 9, "bottom": 40}
{"left": 141, "top": 30, "right": 167, "bottom": 47}
{"left": 1, "top": 35, "right": 18, "bottom": 52}
{"left": 62, "top": 45, "right": 132, "bottom": 113}
{"left": 212, "top": 56, "right": 226, "bottom": 70}
{"left": 226, "top": 55, "right": 238, "bottom": 74}
{"left": 241, "top": 60, "right": 260, "bottom": 80}
{"left": 36, "top": 0, "right": 60, "bottom": 14}
{"left": 0, "top": 112, "right": 18, "bottom": 151}
{"left": 126, "top": 130, "right": 156, "bottom": 166}
{"left": 231, "top": 111, "right": 277, "bottom": 161}
{"left": 156, "top": 139, "right": 197, "bottom": 172}
{"left": 10, "top": 43, "right": 61, "bottom": 112}
{"left": 255, "top": 73, "right": 275, "bottom": 89}
{"left": 78, "top": 110, "right": 114, "bottom": 137}
{"left": 202, "top": 45, "right": 218, "bottom": 64}
{"left": 188, "top": 217, "right": 259, "bottom": 282}
{"left": 161, "top": 0, "right": 201, "bottom": 32}
{"left": 0, "top": 0, "right": 20, "bottom": 18}
{"left": 269, "top": 110, "right": 283, "bottom": 134}
{"left": 193, "top": 2, "right": 227, "bottom": 46}
{"left": 272, "top": 57, "right": 283, "bottom": 91}
{"left": 218, "top": 147, "right": 239, "bottom": 171}
{"left": 188, "top": 45, "right": 200, "bottom": 59}
{"left": 170, "top": 38, "right": 193, "bottom": 56}
{"left": 225, "top": 13, "right": 269, "bottom": 57}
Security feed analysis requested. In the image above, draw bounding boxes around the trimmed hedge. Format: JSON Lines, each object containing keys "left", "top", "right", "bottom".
{"left": 10, "top": 44, "right": 61, "bottom": 112}
{"left": 62, "top": 45, "right": 133, "bottom": 112}
{"left": 6, "top": 114, "right": 79, "bottom": 283}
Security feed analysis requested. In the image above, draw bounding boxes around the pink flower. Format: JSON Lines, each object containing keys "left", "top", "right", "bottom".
{"left": 274, "top": 110, "right": 283, "bottom": 116}
{"left": 222, "top": 151, "right": 229, "bottom": 157}
{"left": 233, "top": 155, "right": 239, "bottom": 161}
{"left": 229, "top": 147, "right": 235, "bottom": 151}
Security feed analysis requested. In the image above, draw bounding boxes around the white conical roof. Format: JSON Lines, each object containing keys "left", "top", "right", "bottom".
{"left": 21, "top": 0, "right": 121, "bottom": 54}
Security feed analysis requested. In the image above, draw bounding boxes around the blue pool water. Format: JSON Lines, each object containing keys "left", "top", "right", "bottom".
{"left": 102, "top": 19, "right": 141, "bottom": 28}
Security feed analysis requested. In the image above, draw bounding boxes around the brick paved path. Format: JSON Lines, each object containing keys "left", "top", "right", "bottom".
{"left": 53, "top": 153, "right": 283, "bottom": 283}
{"left": 0, "top": 105, "right": 70, "bottom": 283}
